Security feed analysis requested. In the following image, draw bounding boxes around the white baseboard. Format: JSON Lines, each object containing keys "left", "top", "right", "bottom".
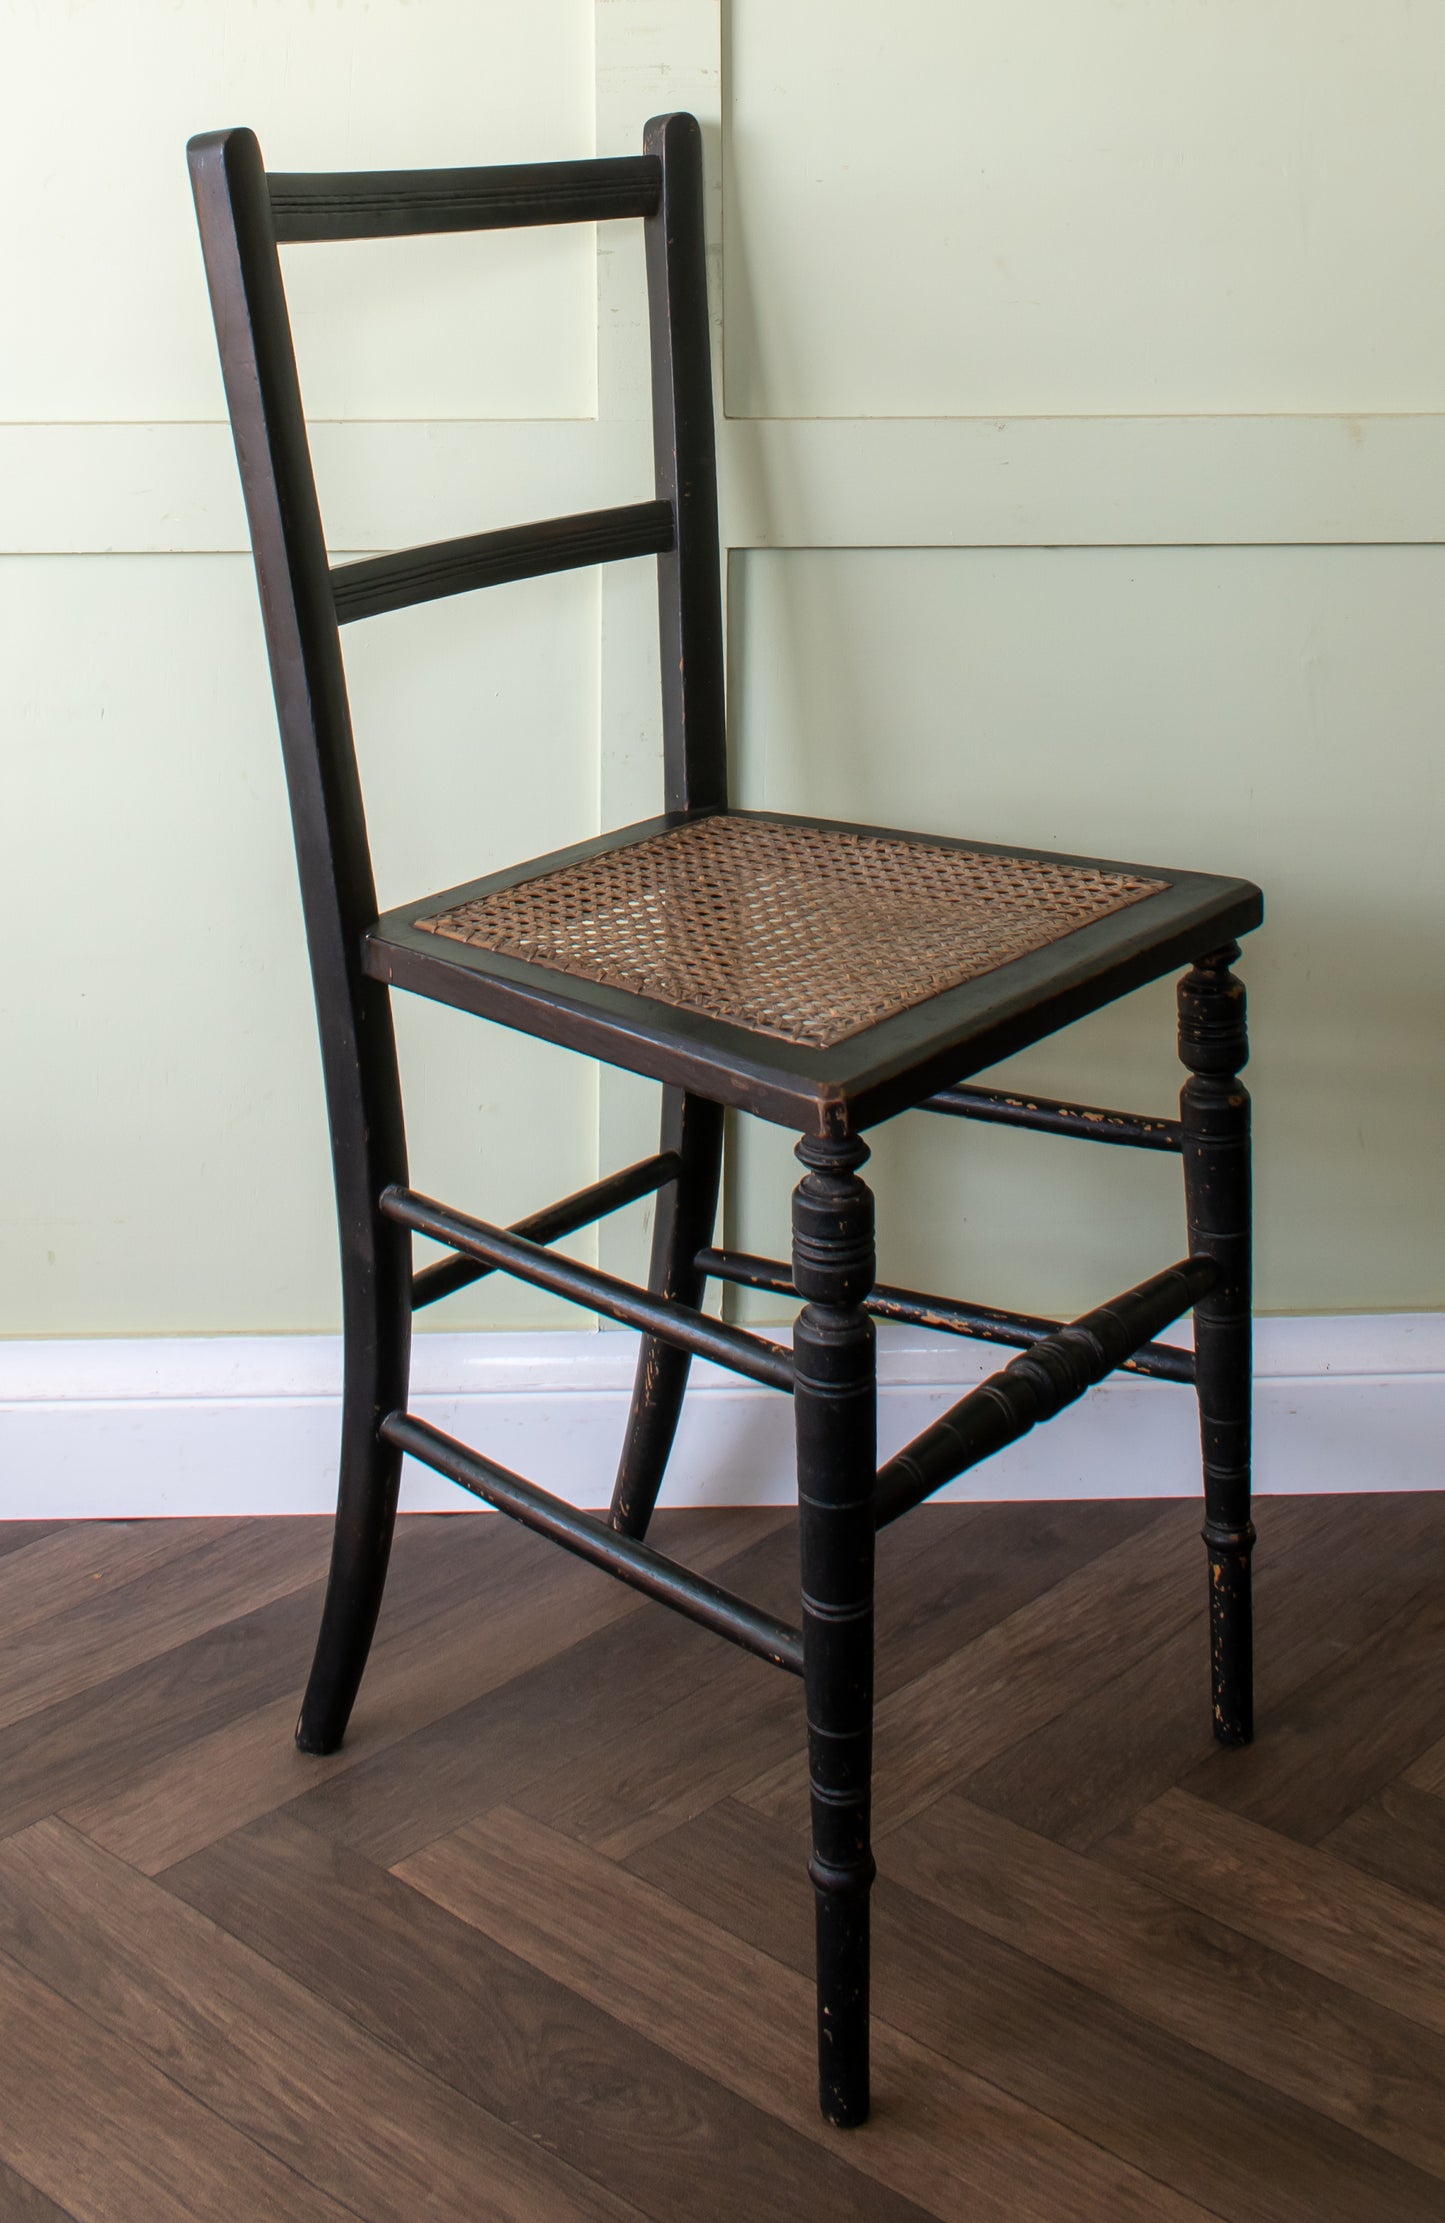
{"left": 1, "top": 1315, "right": 1440, "bottom": 1519}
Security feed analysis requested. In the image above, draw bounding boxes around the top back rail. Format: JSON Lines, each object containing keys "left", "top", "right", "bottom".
{"left": 268, "top": 155, "right": 662, "bottom": 241}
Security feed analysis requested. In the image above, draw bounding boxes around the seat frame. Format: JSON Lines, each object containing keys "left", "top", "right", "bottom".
{"left": 367, "top": 805, "right": 1260, "bottom": 1133}
{"left": 190, "top": 111, "right": 1260, "bottom": 2131}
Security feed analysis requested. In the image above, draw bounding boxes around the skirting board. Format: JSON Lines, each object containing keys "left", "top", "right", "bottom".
{"left": 1, "top": 1315, "right": 1440, "bottom": 1519}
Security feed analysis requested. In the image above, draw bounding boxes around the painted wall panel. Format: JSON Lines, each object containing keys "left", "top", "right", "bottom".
{"left": 0, "top": 557, "right": 599, "bottom": 1335}
{"left": 0, "top": 0, "right": 1439, "bottom": 1356}
{"left": 0, "top": 0, "right": 595, "bottom": 421}
{"left": 725, "top": 0, "right": 1445, "bottom": 418}
{"left": 727, "top": 546, "right": 1445, "bottom": 1315}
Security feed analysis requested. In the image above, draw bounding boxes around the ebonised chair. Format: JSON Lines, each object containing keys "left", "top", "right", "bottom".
{"left": 189, "top": 112, "right": 1262, "bottom": 2129}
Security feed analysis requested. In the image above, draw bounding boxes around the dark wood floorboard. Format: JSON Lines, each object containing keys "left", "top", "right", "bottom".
{"left": 888, "top": 1793, "right": 1445, "bottom": 2180}
{"left": 0, "top": 1518, "right": 341, "bottom": 1733}
{"left": 628, "top": 1795, "right": 1445, "bottom": 2223}
{"left": 1098, "top": 1788, "right": 1445, "bottom": 2032}
{"left": 0, "top": 1818, "right": 643, "bottom": 2223}
{"left": 0, "top": 1515, "right": 502, "bottom": 1846}
{"left": 0, "top": 1519, "right": 73, "bottom": 1561}
{"left": 960, "top": 1490, "right": 1445, "bottom": 1849}
{"left": 1403, "top": 1726, "right": 1445, "bottom": 1799}
{"left": 397, "top": 1803, "right": 1216, "bottom": 2221}
{"left": 65, "top": 1505, "right": 785, "bottom": 1878}
{"left": 0, "top": 1942, "right": 358, "bottom": 2220}
{"left": 2, "top": 1495, "right": 1443, "bottom": 2219}
{"left": 1181, "top": 1577, "right": 1445, "bottom": 1842}
{"left": 280, "top": 1509, "right": 804, "bottom": 1868}
{"left": 0, "top": 2154, "right": 81, "bottom": 2221}
{"left": 164, "top": 1810, "right": 931, "bottom": 2223}
{"left": 1321, "top": 1779, "right": 1445, "bottom": 1913}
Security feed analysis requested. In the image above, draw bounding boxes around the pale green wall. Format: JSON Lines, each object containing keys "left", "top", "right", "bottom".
{"left": 727, "top": 546, "right": 1445, "bottom": 1317}
{"left": 1, "top": 1, "right": 1441, "bottom": 1339}
{"left": 1, "top": 555, "right": 601, "bottom": 1334}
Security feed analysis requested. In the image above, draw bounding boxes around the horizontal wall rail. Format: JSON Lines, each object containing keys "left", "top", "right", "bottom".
{"left": 331, "top": 501, "right": 674, "bottom": 624}
{"left": 874, "top": 1254, "right": 1217, "bottom": 1529}
{"left": 922, "top": 1083, "right": 1183, "bottom": 1153}
{"left": 383, "top": 1186, "right": 795, "bottom": 1392}
{"left": 383, "top": 1412, "right": 804, "bottom": 1674}
{"left": 269, "top": 155, "right": 662, "bottom": 242}
{"left": 411, "top": 1152, "right": 679, "bottom": 1311}
{"left": 696, "top": 1246, "right": 1194, "bottom": 1386}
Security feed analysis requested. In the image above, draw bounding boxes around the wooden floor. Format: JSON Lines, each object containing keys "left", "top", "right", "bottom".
{"left": 3, "top": 1496, "right": 1445, "bottom": 2219}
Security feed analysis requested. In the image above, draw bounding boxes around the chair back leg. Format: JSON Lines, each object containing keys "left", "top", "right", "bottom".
{"left": 792, "top": 1133, "right": 878, "bottom": 2128}
{"left": 1179, "top": 945, "right": 1254, "bottom": 1746}
{"left": 295, "top": 979, "right": 414, "bottom": 1755}
{"left": 609, "top": 1089, "right": 724, "bottom": 1538}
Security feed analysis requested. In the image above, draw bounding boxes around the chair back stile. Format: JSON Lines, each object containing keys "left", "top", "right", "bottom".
{"left": 189, "top": 127, "right": 380, "bottom": 1039}
{"left": 187, "top": 127, "right": 412, "bottom": 1473}
{"left": 642, "top": 114, "right": 727, "bottom": 814}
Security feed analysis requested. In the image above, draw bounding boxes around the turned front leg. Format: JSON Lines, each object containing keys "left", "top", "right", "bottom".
{"left": 792, "top": 1133, "right": 877, "bottom": 2128}
{"left": 1179, "top": 944, "right": 1254, "bottom": 1746}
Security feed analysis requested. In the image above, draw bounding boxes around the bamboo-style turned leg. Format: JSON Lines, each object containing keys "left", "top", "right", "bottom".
{"left": 1179, "top": 945, "right": 1254, "bottom": 1746}
{"left": 792, "top": 1133, "right": 878, "bottom": 2128}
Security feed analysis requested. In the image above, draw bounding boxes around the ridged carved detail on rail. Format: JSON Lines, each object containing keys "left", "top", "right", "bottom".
{"left": 872, "top": 1254, "right": 1217, "bottom": 1528}
{"left": 331, "top": 502, "right": 675, "bottom": 626}
{"left": 269, "top": 155, "right": 662, "bottom": 241}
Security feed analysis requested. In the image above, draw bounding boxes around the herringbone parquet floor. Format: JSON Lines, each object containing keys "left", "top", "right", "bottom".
{"left": 2, "top": 1494, "right": 1444, "bottom": 2219}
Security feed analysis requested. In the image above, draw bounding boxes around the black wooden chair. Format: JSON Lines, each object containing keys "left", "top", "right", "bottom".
{"left": 189, "top": 113, "right": 1261, "bottom": 2129}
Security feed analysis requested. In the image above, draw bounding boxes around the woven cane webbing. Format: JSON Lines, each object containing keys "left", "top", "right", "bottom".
{"left": 416, "top": 816, "right": 1167, "bottom": 1051}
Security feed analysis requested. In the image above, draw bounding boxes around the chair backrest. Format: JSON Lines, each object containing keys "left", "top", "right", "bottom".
{"left": 187, "top": 115, "right": 725, "bottom": 995}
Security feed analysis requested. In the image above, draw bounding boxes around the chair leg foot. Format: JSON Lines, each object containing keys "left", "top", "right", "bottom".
{"left": 1179, "top": 945, "right": 1254, "bottom": 1748}
{"left": 296, "top": 1290, "right": 411, "bottom": 1754}
{"left": 609, "top": 1090, "right": 723, "bottom": 1540}
{"left": 1204, "top": 1518, "right": 1255, "bottom": 1748}
{"left": 296, "top": 1441, "right": 403, "bottom": 1754}
{"left": 793, "top": 1133, "right": 877, "bottom": 2129}
{"left": 813, "top": 1881, "right": 872, "bottom": 2128}
{"left": 297, "top": 985, "right": 413, "bottom": 1757}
